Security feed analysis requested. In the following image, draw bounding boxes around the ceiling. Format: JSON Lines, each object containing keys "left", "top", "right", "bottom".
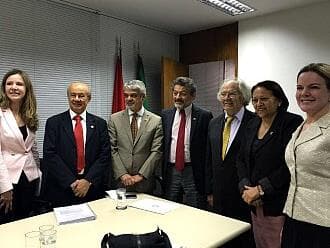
{"left": 58, "top": 0, "right": 326, "bottom": 34}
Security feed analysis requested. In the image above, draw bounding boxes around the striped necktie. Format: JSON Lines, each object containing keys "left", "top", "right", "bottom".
{"left": 131, "top": 113, "right": 138, "bottom": 142}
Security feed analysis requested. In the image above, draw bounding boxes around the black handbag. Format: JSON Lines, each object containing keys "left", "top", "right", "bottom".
{"left": 101, "top": 228, "right": 172, "bottom": 248}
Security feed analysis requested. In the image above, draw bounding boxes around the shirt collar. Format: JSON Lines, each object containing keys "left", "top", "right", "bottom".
{"left": 177, "top": 104, "right": 192, "bottom": 116}
{"left": 128, "top": 106, "right": 145, "bottom": 117}
{"left": 225, "top": 106, "right": 245, "bottom": 122}
{"left": 70, "top": 109, "right": 87, "bottom": 120}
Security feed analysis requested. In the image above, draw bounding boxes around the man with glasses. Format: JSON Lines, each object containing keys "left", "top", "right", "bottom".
{"left": 205, "top": 79, "right": 255, "bottom": 248}
{"left": 43, "top": 82, "right": 111, "bottom": 207}
{"left": 162, "top": 77, "right": 213, "bottom": 209}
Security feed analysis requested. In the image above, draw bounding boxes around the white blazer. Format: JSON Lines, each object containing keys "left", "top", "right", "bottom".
{"left": 0, "top": 108, "right": 40, "bottom": 194}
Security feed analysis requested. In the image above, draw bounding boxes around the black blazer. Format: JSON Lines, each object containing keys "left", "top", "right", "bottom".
{"left": 42, "top": 110, "right": 111, "bottom": 207}
{"left": 237, "top": 110, "right": 303, "bottom": 216}
{"left": 205, "top": 109, "right": 255, "bottom": 220}
{"left": 161, "top": 104, "right": 213, "bottom": 194}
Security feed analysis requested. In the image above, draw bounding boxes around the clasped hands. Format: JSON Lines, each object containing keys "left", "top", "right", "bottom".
{"left": 120, "top": 174, "right": 143, "bottom": 187}
{"left": 70, "top": 179, "right": 91, "bottom": 198}
{"left": 241, "top": 185, "right": 261, "bottom": 206}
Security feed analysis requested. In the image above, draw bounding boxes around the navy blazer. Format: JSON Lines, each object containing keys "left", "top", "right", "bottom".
{"left": 161, "top": 104, "right": 213, "bottom": 194}
{"left": 205, "top": 109, "right": 255, "bottom": 220}
{"left": 43, "top": 110, "right": 111, "bottom": 207}
{"left": 237, "top": 110, "right": 303, "bottom": 216}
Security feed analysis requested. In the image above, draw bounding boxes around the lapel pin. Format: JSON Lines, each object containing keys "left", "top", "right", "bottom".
{"left": 90, "top": 125, "right": 95, "bottom": 129}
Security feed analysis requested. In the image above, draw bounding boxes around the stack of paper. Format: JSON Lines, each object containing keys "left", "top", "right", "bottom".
{"left": 53, "top": 203, "right": 96, "bottom": 225}
{"left": 129, "top": 199, "right": 180, "bottom": 214}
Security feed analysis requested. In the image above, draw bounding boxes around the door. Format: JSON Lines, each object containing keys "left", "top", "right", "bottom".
{"left": 161, "top": 57, "right": 188, "bottom": 109}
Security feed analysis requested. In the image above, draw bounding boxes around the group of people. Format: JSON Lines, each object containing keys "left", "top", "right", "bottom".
{"left": 0, "top": 63, "right": 328, "bottom": 248}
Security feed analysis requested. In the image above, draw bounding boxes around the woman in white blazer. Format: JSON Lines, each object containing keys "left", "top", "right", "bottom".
{"left": 282, "top": 63, "right": 330, "bottom": 248}
{"left": 0, "top": 69, "right": 40, "bottom": 224}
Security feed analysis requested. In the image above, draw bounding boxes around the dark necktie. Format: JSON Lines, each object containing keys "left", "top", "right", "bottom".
{"left": 131, "top": 113, "right": 138, "bottom": 142}
{"left": 73, "top": 115, "right": 85, "bottom": 172}
{"left": 222, "top": 116, "right": 234, "bottom": 160}
{"left": 175, "top": 110, "right": 186, "bottom": 171}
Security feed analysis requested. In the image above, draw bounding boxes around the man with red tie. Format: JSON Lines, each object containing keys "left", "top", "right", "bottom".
{"left": 161, "top": 77, "right": 213, "bottom": 209}
{"left": 43, "top": 82, "right": 111, "bottom": 207}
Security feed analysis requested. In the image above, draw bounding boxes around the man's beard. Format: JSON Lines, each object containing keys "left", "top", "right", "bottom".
{"left": 174, "top": 102, "right": 184, "bottom": 109}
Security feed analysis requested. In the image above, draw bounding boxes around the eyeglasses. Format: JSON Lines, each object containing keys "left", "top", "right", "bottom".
{"left": 219, "top": 91, "right": 239, "bottom": 99}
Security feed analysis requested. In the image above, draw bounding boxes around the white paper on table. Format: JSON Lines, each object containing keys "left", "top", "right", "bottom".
{"left": 53, "top": 203, "right": 96, "bottom": 225}
{"left": 129, "top": 199, "right": 180, "bottom": 214}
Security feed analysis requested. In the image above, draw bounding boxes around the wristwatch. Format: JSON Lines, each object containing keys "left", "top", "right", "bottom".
{"left": 257, "top": 185, "right": 264, "bottom": 196}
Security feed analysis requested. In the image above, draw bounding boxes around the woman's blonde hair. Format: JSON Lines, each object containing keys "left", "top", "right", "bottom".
{"left": 1, "top": 69, "right": 38, "bottom": 132}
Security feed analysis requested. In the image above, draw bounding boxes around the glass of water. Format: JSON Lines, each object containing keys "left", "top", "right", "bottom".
{"left": 39, "top": 229, "right": 57, "bottom": 248}
{"left": 116, "top": 187, "right": 127, "bottom": 210}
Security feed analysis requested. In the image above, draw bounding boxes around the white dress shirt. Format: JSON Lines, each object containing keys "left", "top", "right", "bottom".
{"left": 70, "top": 109, "right": 87, "bottom": 147}
{"left": 128, "top": 107, "right": 145, "bottom": 129}
{"left": 224, "top": 107, "right": 245, "bottom": 152}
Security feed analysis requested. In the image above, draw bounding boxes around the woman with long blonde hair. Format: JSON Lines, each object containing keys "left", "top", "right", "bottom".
{"left": 0, "top": 69, "right": 40, "bottom": 224}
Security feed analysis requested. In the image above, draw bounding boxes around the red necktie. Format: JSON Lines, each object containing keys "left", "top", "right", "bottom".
{"left": 175, "top": 110, "right": 186, "bottom": 171}
{"left": 73, "top": 115, "right": 85, "bottom": 172}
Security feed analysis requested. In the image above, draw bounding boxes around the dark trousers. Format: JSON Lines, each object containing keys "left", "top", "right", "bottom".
{"left": 0, "top": 172, "right": 38, "bottom": 224}
{"left": 164, "top": 164, "right": 205, "bottom": 209}
{"left": 281, "top": 217, "right": 330, "bottom": 248}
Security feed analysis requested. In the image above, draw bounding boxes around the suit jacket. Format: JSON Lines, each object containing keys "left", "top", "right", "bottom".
{"left": 205, "top": 108, "right": 254, "bottom": 220}
{"left": 284, "top": 112, "right": 330, "bottom": 227}
{"left": 0, "top": 108, "right": 40, "bottom": 194}
{"left": 43, "top": 110, "right": 111, "bottom": 207}
{"left": 108, "top": 109, "right": 163, "bottom": 193}
{"left": 162, "top": 104, "right": 213, "bottom": 194}
{"left": 237, "top": 110, "right": 303, "bottom": 216}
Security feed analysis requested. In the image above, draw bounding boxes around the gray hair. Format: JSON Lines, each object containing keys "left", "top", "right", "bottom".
{"left": 217, "top": 78, "right": 251, "bottom": 106}
{"left": 124, "top": 80, "right": 146, "bottom": 97}
{"left": 172, "top": 76, "right": 196, "bottom": 96}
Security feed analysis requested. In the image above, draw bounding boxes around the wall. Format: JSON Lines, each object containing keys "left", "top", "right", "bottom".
{"left": 238, "top": 1, "right": 330, "bottom": 115}
{"left": 0, "top": 0, "right": 179, "bottom": 154}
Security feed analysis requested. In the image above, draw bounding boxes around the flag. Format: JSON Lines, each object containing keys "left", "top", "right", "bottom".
{"left": 136, "top": 53, "right": 149, "bottom": 109}
{"left": 112, "top": 47, "right": 125, "bottom": 113}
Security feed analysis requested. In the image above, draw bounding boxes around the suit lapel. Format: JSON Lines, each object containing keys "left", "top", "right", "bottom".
{"left": 62, "top": 111, "right": 75, "bottom": 146}
{"left": 2, "top": 109, "right": 26, "bottom": 148}
{"left": 190, "top": 104, "right": 199, "bottom": 142}
{"left": 216, "top": 115, "right": 225, "bottom": 161}
{"left": 133, "top": 111, "right": 146, "bottom": 145}
{"left": 294, "top": 113, "right": 330, "bottom": 147}
{"left": 85, "top": 113, "right": 96, "bottom": 145}
{"left": 256, "top": 112, "right": 287, "bottom": 151}
{"left": 122, "top": 110, "right": 134, "bottom": 144}
{"left": 167, "top": 108, "right": 176, "bottom": 141}
{"left": 245, "top": 118, "right": 259, "bottom": 156}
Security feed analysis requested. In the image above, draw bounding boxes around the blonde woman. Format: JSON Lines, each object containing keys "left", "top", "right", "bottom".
{"left": 0, "top": 69, "right": 40, "bottom": 224}
{"left": 282, "top": 63, "right": 330, "bottom": 248}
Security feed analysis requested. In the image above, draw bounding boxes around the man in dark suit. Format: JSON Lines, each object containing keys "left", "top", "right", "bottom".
{"left": 43, "top": 81, "right": 111, "bottom": 207}
{"left": 205, "top": 79, "right": 255, "bottom": 248}
{"left": 162, "top": 77, "right": 213, "bottom": 209}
